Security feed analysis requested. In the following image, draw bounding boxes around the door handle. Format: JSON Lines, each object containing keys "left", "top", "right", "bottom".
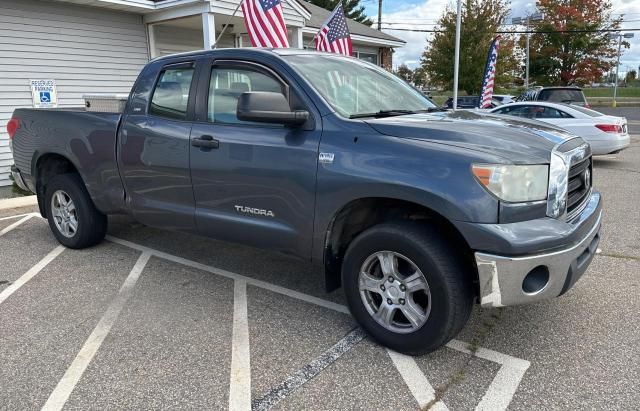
{"left": 192, "top": 135, "right": 219, "bottom": 149}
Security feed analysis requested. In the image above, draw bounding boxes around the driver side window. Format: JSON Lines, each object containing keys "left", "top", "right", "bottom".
{"left": 208, "top": 66, "right": 285, "bottom": 125}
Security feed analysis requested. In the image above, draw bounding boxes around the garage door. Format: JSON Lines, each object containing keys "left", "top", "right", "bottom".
{"left": 0, "top": 0, "right": 149, "bottom": 186}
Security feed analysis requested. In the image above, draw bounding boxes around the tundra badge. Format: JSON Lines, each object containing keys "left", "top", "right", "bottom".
{"left": 235, "top": 205, "right": 275, "bottom": 218}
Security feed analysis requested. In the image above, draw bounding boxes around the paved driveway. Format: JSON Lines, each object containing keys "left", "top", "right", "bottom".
{"left": 0, "top": 136, "right": 638, "bottom": 410}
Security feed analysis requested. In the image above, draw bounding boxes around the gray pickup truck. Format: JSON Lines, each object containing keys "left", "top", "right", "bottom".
{"left": 9, "top": 49, "right": 601, "bottom": 354}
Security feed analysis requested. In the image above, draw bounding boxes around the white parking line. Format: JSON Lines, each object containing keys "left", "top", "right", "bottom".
{"left": 41, "top": 252, "right": 151, "bottom": 411}
{"left": 0, "top": 215, "right": 33, "bottom": 236}
{"left": 105, "top": 236, "right": 350, "bottom": 315}
{"left": 446, "top": 340, "right": 531, "bottom": 411}
{"left": 229, "top": 280, "right": 251, "bottom": 411}
{"left": 0, "top": 213, "right": 35, "bottom": 221}
{"left": 0, "top": 245, "right": 65, "bottom": 305}
{"left": 387, "top": 349, "right": 449, "bottom": 411}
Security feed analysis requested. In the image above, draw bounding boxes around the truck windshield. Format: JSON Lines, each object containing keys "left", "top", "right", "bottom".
{"left": 284, "top": 54, "right": 436, "bottom": 118}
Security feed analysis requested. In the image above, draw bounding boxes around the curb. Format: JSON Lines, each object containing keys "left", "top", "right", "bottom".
{"left": 0, "top": 195, "right": 38, "bottom": 211}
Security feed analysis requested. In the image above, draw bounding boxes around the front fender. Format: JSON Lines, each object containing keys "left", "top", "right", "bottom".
{"left": 311, "top": 126, "right": 503, "bottom": 263}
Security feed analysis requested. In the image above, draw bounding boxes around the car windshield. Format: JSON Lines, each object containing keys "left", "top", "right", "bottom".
{"left": 538, "top": 89, "right": 586, "bottom": 104}
{"left": 284, "top": 54, "right": 436, "bottom": 118}
{"left": 565, "top": 105, "right": 603, "bottom": 117}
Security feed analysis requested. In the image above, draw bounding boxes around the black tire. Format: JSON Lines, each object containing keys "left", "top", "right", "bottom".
{"left": 342, "top": 222, "right": 473, "bottom": 355}
{"left": 44, "top": 173, "right": 107, "bottom": 249}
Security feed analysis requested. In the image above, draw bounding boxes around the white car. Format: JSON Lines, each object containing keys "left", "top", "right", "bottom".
{"left": 492, "top": 94, "right": 515, "bottom": 105}
{"left": 489, "top": 102, "right": 630, "bottom": 155}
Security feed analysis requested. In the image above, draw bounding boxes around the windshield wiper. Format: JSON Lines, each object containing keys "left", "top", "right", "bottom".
{"left": 349, "top": 109, "right": 418, "bottom": 119}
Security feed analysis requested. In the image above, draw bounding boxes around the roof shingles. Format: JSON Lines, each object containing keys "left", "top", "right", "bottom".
{"left": 300, "top": 2, "right": 404, "bottom": 44}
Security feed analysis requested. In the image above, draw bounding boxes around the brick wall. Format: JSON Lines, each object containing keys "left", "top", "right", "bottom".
{"left": 380, "top": 48, "right": 393, "bottom": 71}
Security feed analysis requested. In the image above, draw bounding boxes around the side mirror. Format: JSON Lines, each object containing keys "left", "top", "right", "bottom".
{"left": 237, "top": 91, "right": 309, "bottom": 126}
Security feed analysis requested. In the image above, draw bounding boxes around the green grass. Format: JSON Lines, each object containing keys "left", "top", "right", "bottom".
{"left": 582, "top": 87, "right": 640, "bottom": 97}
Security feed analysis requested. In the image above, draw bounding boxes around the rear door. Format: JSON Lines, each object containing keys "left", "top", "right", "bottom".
{"left": 189, "top": 59, "right": 322, "bottom": 258}
{"left": 118, "top": 61, "right": 199, "bottom": 230}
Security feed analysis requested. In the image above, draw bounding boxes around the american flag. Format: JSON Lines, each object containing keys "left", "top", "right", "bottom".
{"left": 241, "top": 0, "right": 289, "bottom": 48}
{"left": 315, "top": 3, "right": 353, "bottom": 56}
{"left": 479, "top": 36, "right": 501, "bottom": 108}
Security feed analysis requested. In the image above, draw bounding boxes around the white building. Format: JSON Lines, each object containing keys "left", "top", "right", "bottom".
{"left": 0, "top": 0, "right": 404, "bottom": 187}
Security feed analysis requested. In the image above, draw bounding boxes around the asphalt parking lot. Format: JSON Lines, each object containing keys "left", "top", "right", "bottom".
{"left": 1, "top": 134, "right": 639, "bottom": 410}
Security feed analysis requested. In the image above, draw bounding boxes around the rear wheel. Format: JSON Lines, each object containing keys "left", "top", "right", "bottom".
{"left": 342, "top": 223, "right": 473, "bottom": 355}
{"left": 44, "top": 173, "right": 107, "bottom": 249}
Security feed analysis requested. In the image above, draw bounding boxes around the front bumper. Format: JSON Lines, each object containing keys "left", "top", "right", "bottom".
{"left": 10, "top": 165, "right": 33, "bottom": 193}
{"left": 474, "top": 192, "right": 602, "bottom": 307}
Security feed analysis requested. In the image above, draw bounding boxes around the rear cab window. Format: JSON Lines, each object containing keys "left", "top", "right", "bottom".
{"left": 149, "top": 64, "right": 195, "bottom": 120}
{"left": 538, "top": 89, "right": 586, "bottom": 105}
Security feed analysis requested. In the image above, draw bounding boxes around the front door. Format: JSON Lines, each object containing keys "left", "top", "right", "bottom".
{"left": 189, "top": 60, "right": 321, "bottom": 258}
{"left": 118, "top": 61, "right": 197, "bottom": 230}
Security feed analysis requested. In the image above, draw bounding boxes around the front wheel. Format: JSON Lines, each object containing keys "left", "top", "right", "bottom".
{"left": 342, "top": 223, "right": 473, "bottom": 355}
{"left": 44, "top": 173, "right": 107, "bottom": 249}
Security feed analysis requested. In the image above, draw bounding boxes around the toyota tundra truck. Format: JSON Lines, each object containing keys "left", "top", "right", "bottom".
{"left": 8, "top": 49, "right": 602, "bottom": 354}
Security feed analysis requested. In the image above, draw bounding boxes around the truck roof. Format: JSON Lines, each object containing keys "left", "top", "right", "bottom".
{"left": 150, "top": 47, "right": 349, "bottom": 63}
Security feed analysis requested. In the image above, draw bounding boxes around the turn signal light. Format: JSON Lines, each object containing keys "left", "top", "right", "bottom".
{"left": 595, "top": 124, "right": 622, "bottom": 133}
{"left": 6, "top": 117, "right": 19, "bottom": 139}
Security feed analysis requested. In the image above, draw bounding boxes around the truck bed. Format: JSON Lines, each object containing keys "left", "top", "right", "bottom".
{"left": 11, "top": 107, "right": 125, "bottom": 214}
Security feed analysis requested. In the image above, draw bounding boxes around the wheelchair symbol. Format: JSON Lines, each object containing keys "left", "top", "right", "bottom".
{"left": 39, "top": 92, "right": 51, "bottom": 103}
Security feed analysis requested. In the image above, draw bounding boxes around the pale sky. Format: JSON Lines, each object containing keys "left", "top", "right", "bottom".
{"left": 364, "top": 0, "right": 640, "bottom": 75}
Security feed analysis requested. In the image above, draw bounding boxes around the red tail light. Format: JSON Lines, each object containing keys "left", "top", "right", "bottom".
{"left": 595, "top": 124, "right": 622, "bottom": 133}
{"left": 6, "top": 117, "right": 19, "bottom": 139}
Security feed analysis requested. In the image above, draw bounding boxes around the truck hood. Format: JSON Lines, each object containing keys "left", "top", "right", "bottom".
{"left": 364, "top": 110, "right": 579, "bottom": 163}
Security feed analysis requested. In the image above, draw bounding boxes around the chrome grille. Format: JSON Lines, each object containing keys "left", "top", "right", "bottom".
{"left": 566, "top": 156, "right": 592, "bottom": 219}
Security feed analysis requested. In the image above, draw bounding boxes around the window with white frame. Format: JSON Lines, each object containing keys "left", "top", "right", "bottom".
{"left": 355, "top": 51, "right": 378, "bottom": 65}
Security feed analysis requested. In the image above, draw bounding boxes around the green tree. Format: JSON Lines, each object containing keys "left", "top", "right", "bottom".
{"left": 527, "top": 0, "right": 624, "bottom": 86}
{"left": 305, "top": 0, "right": 373, "bottom": 26}
{"left": 413, "top": 66, "right": 429, "bottom": 88}
{"left": 625, "top": 70, "right": 637, "bottom": 83}
{"left": 420, "top": 0, "right": 519, "bottom": 95}
{"left": 395, "top": 64, "right": 414, "bottom": 82}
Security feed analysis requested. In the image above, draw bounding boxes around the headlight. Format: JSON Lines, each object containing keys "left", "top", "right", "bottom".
{"left": 546, "top": 151, "right": 569, "bottom": 218}
{"left": 472, "top": 164, "right": 549, "bottom": 202}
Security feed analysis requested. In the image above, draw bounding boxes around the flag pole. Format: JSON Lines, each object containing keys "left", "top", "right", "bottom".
{"left": 452, "top": 0, "right": 462, "bottom": 110}
{"left": 213, "top": 0, "right": 245, "bottom": 49}
{"left": 305, "top": 36, "right": 316, "bottom": 49}
{"left": 308, "top": 3, "right": 342, "bottom": 49}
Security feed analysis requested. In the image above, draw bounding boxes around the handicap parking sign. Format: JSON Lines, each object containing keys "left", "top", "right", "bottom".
{"left": 39, "top": 92, "right": 51, "bottom": 103}
{"left": 30, "top": 79, "right": 58, "bottom": 108}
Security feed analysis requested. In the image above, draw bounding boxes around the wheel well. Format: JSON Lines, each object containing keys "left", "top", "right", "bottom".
{"left": 323, "top": 198, "right": 478, "bottom": 296}
{"left": 35, "top": 154, "right": 80, "bottom": 217}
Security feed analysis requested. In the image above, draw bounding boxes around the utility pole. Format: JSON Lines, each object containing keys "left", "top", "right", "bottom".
{"left": 512, "top": 13, "right": 543, "bottom": 89}
{"left": 525, "top": 17, "right": 530, "bottom": 88}
{"left": 614, "top": 35, "right": 622, "bottom": 107}
{"left": 377, "top": 0, "right": 382, "bottom": 30}
{"left": 608, "top": 32, "right": 635, "bottom": 107}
